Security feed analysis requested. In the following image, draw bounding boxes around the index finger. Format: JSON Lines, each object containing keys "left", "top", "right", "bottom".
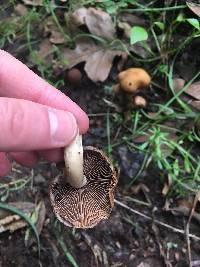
{"left": 0, "top": 50, "right": 89, "bottom": 134}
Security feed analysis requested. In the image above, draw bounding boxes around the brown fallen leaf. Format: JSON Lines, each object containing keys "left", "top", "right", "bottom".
{"left": 44, "top": 17, "right": 65, "bottom": 44}
{"left": 15, "top": 4, "right": 28, "bottom": 16}
{"left": 186, "top": 1, "right": 200, "bottom": 17}
{"left": 119, "top": 12, "right": 146, "bottom": 27}
{"left": 173, "top": 78, "right": 200, "bottom": 111}
{"left": 22, "top": 0, "right": 43, "bottom": 6}
{"left": 190, "top": 100, "right": 200, "bottom": 110}
{"left": 70, "top": 7, "right": 115, "bottom": 40}
{"left": 0, "top": 202, "right": 35, "bottom": 233}
{"left": 0, "top": 202, "right": 35, "bottom": 219}
{"left": 0, "top": 215, "right": 27, "bottom": 233}
{"left": 69, "top": 7, "right": 87, "bottom": 27}
{"left": 173, "top": 78, "right": 185, "bottom": 93}
{"left": 37, "top": 39, "right": 54, "bottom": 64}
{"left": 185, "top": 81, "right": 200, "bottom": 100}
{"left": 85, "top": 49, "right": 126, "bottom": 82}
{"left": 62, "top": 37, "right": 127, "bottom": 82}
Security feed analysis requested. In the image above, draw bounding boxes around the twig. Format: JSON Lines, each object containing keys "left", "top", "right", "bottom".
{"left": 114, "top": 199, "right": 200, "bottom": 241}
{"left": 124, "top": 196, "right": 151, "bottom": 207}
{"left": 185, "top": 192, "right": 200, "bottom": 267}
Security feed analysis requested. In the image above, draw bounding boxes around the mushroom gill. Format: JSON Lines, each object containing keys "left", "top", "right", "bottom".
{"left": 49, "top": 147, "right": 118, "bottom": 228}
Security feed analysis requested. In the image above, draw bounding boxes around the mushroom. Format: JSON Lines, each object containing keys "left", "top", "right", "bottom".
{"left": 66, "top": 68, "right": 82, "bottom": 85}
{"left": 113, "top": 68, "right": 151, "bottom": 109}
{"left": 133, "top": 95, "right": 147, "bottom": 108}
{"left": 63, "top": 133, "right": 86, "bottom": 188}
{"left": 116, "top": 68, "right": 151, "bottom": 94}
{"left": 49, "top": 143, "right": 118, "bottom": 228}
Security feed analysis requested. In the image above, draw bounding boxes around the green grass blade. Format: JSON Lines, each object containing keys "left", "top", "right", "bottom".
{"left": 0, "top": 202, "right": 40, "bottom": 258}
{"left": 56, "top": 235, "right": 79, "bottom": 267}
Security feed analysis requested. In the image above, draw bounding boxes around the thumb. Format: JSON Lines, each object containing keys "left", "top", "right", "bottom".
{"left": 0, "top": 98, "right": 78, "bottom": 152}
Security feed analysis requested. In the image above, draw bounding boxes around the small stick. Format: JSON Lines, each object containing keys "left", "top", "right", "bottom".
{"left": 114, "top": 199, "right": 200, "bottom": 241}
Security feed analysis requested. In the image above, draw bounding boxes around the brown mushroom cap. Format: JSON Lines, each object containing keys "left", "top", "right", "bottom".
{"left": 66, "top": 68, "right": 82, "bottom": 85}
{"left": 49, "top": 146, "right": 118, "bottom": 228}
{"left": 118, "top": 68, "right": 151, "bottom": 94}
{"left": 133, "top": 95, "right": 147, "bottom": 108}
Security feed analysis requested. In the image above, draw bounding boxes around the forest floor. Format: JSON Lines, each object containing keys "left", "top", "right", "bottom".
{"left": 0, "top": 1, "right": 200, "bottom": 267}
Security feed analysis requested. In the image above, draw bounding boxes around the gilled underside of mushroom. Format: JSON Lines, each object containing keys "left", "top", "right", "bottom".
{"left": 50, "top": 147, "right": 118, "bottom": 228}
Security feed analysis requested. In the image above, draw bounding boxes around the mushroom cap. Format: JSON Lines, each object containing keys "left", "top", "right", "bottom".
{"left": 133, "top": 95, "right": 147, "bottom": 108}
{"left": 49, "top": 146, "right": 118, "bottom": 228}
{"left": 118, "top": 68, "right": 151, "bottom": 94}
{"left": 66, "top": 68, "right": 82, "bottom": 85}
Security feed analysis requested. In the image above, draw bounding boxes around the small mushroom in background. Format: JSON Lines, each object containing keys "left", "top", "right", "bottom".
{"left": 66, "top": 68, "right": 82, "bottom": 85}
{"left": 113, "top": 67, "right": 151, "bottom": 108}
{"left": 133, "top": 95, "right": 147, "bottom": 108}
{"left": 49, "top": 134, "right": 118, "bottom": 228}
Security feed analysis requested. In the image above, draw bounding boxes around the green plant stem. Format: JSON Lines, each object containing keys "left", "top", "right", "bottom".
{"left": 49, "top": 4, "right": 71, "bottom": 43}
{"left": 123, "top": 5, "right": 187, "bottom": 13}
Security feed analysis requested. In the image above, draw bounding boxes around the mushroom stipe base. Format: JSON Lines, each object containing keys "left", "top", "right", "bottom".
{"left": 49, "top": 146, "right": 118, "bottom": 229}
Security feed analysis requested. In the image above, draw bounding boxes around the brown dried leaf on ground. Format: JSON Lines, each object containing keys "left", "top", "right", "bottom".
{"left": 119, "top": 12, "right": 146, "bottom": 27}
{"left": 0, "top": 202, "right": 35, "bottom": 233}
{"left": 28, "top": 39, "right": 54, "bottom": 67}
{"left": 173, "top": 78, "right": 185, "bottom": 93}
{"left": 190, "top": 100, "right": 200, "bottom": 110}
{"left": 22, "top": 0, "right": 43, "bottom": 6}
{"left": 173, "top": 78, "right": 200, "bottom": 111}
{"left": 70, "top": 7, "right": 115, "bottom": 40}
{"left": 62, "top": 37, "right": 127, "bottom": 82}
{"left": 44, "top": 17, "right": 65, "bottom": 44}
{"left": 185, "top": 81, "right": 200, "bottom": 100}
{"left": 186, "top": 1, "right": 200, "bottom": 17}
{"left": 37, "top": 39, "right": 54, "bottom": 64}
{"left": 15, "top": 4, "right": 28, "bottom": 16}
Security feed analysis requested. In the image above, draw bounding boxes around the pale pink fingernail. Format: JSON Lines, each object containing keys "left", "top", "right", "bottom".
{"left": 48, "top": 109, "right": 78, "bottom": 146}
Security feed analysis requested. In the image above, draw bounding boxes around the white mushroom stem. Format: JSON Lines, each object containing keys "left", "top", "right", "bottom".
{"left": 64, "top": 133, "right": 87, "bottom": 188}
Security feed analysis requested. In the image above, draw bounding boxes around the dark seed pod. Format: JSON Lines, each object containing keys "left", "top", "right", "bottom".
{"left": 49, "top": 147, "right": 118, "bottom": 228}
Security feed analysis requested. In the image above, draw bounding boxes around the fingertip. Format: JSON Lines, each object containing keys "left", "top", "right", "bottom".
{"left": 79, "top": 112, "right": 89, "bottom": 134}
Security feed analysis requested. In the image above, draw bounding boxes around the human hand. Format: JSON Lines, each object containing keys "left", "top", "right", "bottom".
{"left": 0, "top": 50, "right": 89, "bottom": 176}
